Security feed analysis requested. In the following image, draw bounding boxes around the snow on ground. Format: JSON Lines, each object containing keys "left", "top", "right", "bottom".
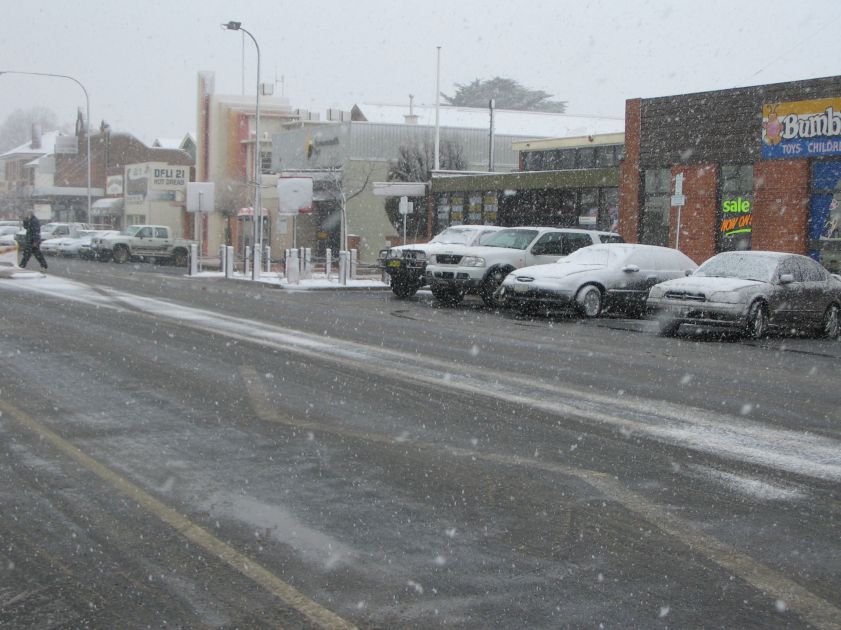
{"left": 189, "top": 270, "right": 388, "bottom": 290}
{"left": 3, "top": 274, "right": 841, "bottom": 486}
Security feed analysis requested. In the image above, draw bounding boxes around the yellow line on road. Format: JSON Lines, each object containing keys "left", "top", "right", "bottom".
{"left": 0, "top": 398, "right": 356, "bottom": 630}
{"left": 241, "top": 367, "right": 841, "bottom": 630}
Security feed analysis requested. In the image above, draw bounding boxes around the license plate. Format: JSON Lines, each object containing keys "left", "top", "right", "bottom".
{"left": 514, "top": 283, "right": 530, "bottom": 293}
{"left": 387, "top": 260, "right": 402, "bottom": 268}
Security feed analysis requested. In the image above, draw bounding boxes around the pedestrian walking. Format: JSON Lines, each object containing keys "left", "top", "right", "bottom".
{"left": 19, "top": 211, "right": 48, "bottom": 270}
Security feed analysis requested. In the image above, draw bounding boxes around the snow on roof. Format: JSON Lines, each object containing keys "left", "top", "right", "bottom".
{"left": 152, "top": 138, "right": 183, "bottom": 149}
{"left": 353, "top": 103, "right": 624, "bottom": 139}
{"left": 1, "top": 130, "right": 62, "bottom": 159}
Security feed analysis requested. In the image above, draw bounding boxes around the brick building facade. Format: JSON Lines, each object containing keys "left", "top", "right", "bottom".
{"left": 619, "top": 75, "right": 841, "bottom": 272}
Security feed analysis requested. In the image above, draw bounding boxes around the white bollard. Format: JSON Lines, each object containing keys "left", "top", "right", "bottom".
{"left": 225, "top": 246, "right": 234, "bottom": 278}
{"left": 264, "top": 246, "right": 271, "bottom": 273}
{"left": 253, "top": 245, "right": 261, "bottom": 279}
{"left": 287, "top": 248, "right": 300, "bottom": 284}
{"left": 350, "top": 248, "right": 358, "bottom": 279}
{"left": 219, "top": 244, "right": 227, "bottom": 273}
{"left": 303, "top": 247, "right": 312, "bottom": 279}
{"left": 338, "top": 250, "right": 349, "bottom": 286}
{"left": 189, "top": 243, "right": 198, "bottom": 276}
{"left": 325, "top": 248, "right": 332, "bottom": 280}
{"left": 245, "top": 246, "right": 251, "bottom": 277}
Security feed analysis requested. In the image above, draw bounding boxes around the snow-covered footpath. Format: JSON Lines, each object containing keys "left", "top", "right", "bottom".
{"left": 3, "top": 273, "right": 840, "bottom": 483}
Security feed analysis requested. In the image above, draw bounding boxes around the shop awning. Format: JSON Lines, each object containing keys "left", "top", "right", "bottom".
{"left": 90, "top": 197, "right": 124, "bottom": 215}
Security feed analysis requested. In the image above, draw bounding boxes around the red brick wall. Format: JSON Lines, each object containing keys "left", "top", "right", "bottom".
{"left": 753, "top": 160, "right": 810, "bottom": 254}
{"left": 670, "top": 164, "right": 718, "bottom": 263}
{"left": 618, "top": 99, "right": 641, "bottom": 242}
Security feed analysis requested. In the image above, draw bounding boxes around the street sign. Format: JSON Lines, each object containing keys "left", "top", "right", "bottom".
{"left": 373, "top": 182, "right": 426, "bottom": 197}
{"left": 277, "top": 177, "right": 313, "bottom": 214}
{"left": 671, "top": 194, "right": 686, "bottom": 207}
{"left": 186, "top": 182, "right": 215, "bottom": 213}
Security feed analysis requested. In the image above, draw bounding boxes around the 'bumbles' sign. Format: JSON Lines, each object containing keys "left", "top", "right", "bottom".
{"left": 762, "top": 97, "right": 841, "bottom": 159}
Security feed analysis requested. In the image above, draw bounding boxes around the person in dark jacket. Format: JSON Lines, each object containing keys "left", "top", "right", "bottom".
{"left": 19, "top": 211, "right": 48, "bottom": 270}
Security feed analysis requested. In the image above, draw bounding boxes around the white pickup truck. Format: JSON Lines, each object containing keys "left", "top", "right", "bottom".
{"left": 92, "top": 225, "right": 194, "bottom": 266}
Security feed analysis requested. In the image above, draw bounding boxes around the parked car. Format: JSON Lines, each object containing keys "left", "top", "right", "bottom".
{"left": 378, "top": 225, "right": 504, "bottom": 298}
{"left": 92, "top": 225, "right": 194, "bottom": 266}
{"left": 0, "top": 225, "right": 20, "bottom": 245}
{"left": 425, "top": 227, "right": 623, "bottom": 307}
{"left": 647, "top": 251, "right": 841, "bottom": 339}
{"left": 498, "top": 243, "right": 698, "bottom": 317}
{"left": 79, "top": 230, "right": 119, "bottom": 260}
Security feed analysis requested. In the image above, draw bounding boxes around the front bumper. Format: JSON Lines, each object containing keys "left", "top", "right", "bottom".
{"left": 426, "top": 265, "right": 486, "bottom": 289}
{"left": 497, "top": 280, "right": 576, "bottom": 306}
{"left": 647, "top": 298, "right": 749, "bottom": 328}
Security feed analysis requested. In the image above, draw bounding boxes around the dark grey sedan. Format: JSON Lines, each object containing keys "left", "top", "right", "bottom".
{"left": 647, "top": 251, "right": 841, "bottom": 338}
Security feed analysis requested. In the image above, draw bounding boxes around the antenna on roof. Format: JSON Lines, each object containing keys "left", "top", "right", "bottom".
{"left": 274, "top": 65, "right": 284, "bottom": 96}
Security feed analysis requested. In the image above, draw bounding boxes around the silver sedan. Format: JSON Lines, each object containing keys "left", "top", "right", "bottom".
{"left": 647, "top": 251, "right": 841, "bottom": 338}
{"left": 498, "top": 243, "right": 697, "bottom": 317}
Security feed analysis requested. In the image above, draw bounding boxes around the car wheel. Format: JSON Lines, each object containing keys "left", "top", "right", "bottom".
{"left": 112, "top": 245, "right": 129, "bottom": 264}
{"left": 172, "top": 249, "right": 188, "bottom": 268}
{"left": 745, "top": 301, "right": 768, "bottom": 339}
{"left": 658, "top": 318, "right": 681, "bottom": 337}
{"left": 431, "top": 285, "right": 464, "bottom": 306}
{"left": 481, "top": 267, "right": 512, "bottom": 308}
{"left": 576, "top": 285, "right": 603, "bottom": 318}
{"left": 391, "top": 278, "right": 419, "bottom": 299}
{"left": 820, "top": 303, "right": 840, "bottom": 339}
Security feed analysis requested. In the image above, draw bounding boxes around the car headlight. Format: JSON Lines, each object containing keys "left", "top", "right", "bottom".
{"left": 709, "top": 291, "right": 744, "bottom": 304}
{"left": 461, "top": 256, "right": 486, "bottom": 267}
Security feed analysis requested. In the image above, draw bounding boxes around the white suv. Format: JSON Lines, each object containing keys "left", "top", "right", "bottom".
{"left": 425, "top": 227, "right": 623, "bottom": 306}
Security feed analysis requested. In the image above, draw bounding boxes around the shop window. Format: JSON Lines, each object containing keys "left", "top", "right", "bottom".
{"left": 595, "top": 146, "right": 617, "bottom": 168}
{"left": 576, "top": 148, "right": 596, "bottom": 169}
{"left": 523, "top": 151, "right": 543, "bottom": 171}
{"left": 600, "top": 188, "right": 619, "bottom": 232}
{"left": 558, "top": 149, "right": 576, "bottom": 170}
{"left": 641, "top": 169, "right": 671, "bottom": 247}
{"left": 718, "top": 165, "right": 753, "bottom": 252}
{"left": 579, "top": 189, "right": 599, "bottom": 228}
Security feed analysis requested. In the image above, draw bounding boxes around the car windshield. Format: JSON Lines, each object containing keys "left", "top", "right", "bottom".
{"left": 122, "top": 226, "right": 142, "bottom": 236}
{"left": 559, "top": 246, "right": 612, "bottom": 266}
{"left": 481, "top": 228, "right": 538, "bottom": 250}
{"left": 695, "top": 253, "right": 778, "bottom": 282}
{"left": 429, "top": 227, "right": 477, "bottom": 245}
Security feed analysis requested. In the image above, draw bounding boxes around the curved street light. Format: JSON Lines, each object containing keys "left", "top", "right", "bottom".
{"left": 223, "top": 21, "right": 262, "bottom": 280}
{"left": 0, "top": 70, "right": 91, "bottom": 223}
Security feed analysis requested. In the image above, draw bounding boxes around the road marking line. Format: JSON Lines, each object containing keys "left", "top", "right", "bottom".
{"left": 241, "top": 367, "right": 841, "bottom": 630}
{"left": 0, "top": 398, "right": 356, "bottom": 630}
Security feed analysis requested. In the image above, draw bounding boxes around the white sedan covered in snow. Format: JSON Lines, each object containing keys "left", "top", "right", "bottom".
{"left": 498, "top": 243, "right": 697, "bottom": 317}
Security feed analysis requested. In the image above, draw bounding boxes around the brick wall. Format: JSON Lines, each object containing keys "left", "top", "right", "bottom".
{"left": 670, "top": 164, "right": 718, "bottom": 263}
{"left": 618, "top": 98, "right": 641, "bottom": 242}
{"left": 753, "top": 160, "right": 810, "bottom": 254}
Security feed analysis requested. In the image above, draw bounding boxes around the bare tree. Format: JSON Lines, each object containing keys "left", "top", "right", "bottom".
{"left": 0, "top": 107, "right": 64, "bottom": 152}
{"left": 385, "top": 140, "right": 465, "bottom": 238}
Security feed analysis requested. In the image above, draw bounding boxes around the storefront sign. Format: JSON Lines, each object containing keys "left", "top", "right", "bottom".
{"left": 719, "top": 195, "right": 752, "bottom": 250}
{"left": 152, "top": 167, "right": 187, "bottom": 188}
{"left": 106, "top": 175, "right": 123, "bottom": 196}
{"left": 762, "top": 97, "right": 841, "bottom": 159}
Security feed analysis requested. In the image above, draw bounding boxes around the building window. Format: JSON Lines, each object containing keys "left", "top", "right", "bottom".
{"left": 718, "top": 165, "right": 753, "bottom": 252}
{"left": 260, "top": 151, "right": 273, "bottom": 174}
{"left": 125, "top": 214, "right": 145, "bottom": 225}
{"left": 641, "top": 168, "right": 671, "bottom": 247}
{"left": 522, "top": 151, "right": 543, "bottom": 171}
{"left": 558, "top": 149, "right": 576, "bottom": 169}
{"left": 595, "top": 146, "right": 617, "bottom": 168}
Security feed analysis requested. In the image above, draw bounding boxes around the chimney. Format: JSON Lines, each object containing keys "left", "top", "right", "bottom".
{"left": 31, "top": 123, "right": 42, "bottom": 149}
{"left": 404, "top": 94, "right": 419, "bottom": 125}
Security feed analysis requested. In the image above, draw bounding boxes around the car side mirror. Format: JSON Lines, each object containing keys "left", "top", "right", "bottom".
{"left": 685, "top": 269, "right": 693, "bottom": 276}
{"left": 621, "top": 264, "right": 640, "bottom": 273}
{"left": 779, "top": 273, "right": 794, "bottom": 284}
{"left": 531, "top": 244, "right": 545, "bottom": 255}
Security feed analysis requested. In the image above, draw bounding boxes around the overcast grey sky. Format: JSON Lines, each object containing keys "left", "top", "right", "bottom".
{"left": 2, "top": 0, "right": 841, "bottom": 144}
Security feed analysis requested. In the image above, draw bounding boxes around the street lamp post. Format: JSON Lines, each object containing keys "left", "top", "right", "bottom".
{"left": 0, "top": 70, "right": 91, "bottom": 223}
{"left": 223, "top": 21, "right": 262, "bottom": 280}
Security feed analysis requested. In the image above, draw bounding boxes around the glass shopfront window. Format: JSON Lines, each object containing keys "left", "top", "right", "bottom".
{"left": 641, "top": 168, "right": 671, "bottom": 247}
{"left": 718, "top": 165, "right": 753, "bottom": 252}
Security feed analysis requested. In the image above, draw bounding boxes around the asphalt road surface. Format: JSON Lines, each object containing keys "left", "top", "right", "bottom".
{"left": 1, "top": 258, "right": 840, "bottom": 629}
